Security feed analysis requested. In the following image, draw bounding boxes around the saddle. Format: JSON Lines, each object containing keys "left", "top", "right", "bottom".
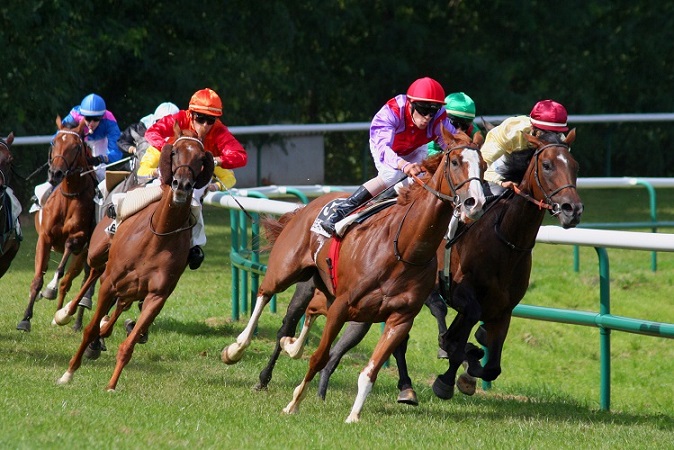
{"left": 310, "top": 198, "right": 397, "bottom": 238}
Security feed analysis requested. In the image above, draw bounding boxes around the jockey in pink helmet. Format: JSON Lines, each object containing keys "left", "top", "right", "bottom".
{"left": 480, "top": 99, "right": 569, "bottom": 194}
{"left": 320, "top": 77, "right": 458, "bottom": 236}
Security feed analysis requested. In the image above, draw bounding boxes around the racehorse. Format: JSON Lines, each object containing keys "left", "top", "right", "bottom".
{"left": 0, "top": 132, "right": 21, "bottom": 278}
{"left": 314, "top": 129, "right": 584, "bottom": 403}
{"left": 55, "top": 125, "right": 214, "bottom": 391}
{"left": 17, "top": 118, "right": 97, "bottom": 332}
{"left": 221, "top": 129, "right": 486, "bottom": 422}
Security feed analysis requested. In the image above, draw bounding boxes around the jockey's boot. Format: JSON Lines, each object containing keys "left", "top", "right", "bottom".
{"left": 188, "top": 245, "right": 205, "bottom": 270}
{"left": 319, "top": 186, "right": 373, "bottom": 236}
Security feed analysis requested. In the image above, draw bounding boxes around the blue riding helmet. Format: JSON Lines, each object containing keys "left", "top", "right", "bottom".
{"left": 80, "top": 93, "right": 106, "bottom": 116}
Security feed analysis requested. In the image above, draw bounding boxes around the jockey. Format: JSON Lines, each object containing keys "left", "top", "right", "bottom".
{"left": 427, "top": 92, "right": 484, "bottom": 156}
{"left": 482, "top": 99, "right": 569, "bottom": 195}
{"left": 30, "top": 93, "right": 122, "bottom": 211}
{"left": 117, "top": 101, "right": 179, "bottom": 163}
{"left": 320, "top": 77, "right": 458, "bottom": 236}
{"left": 135, "top": 88, "right": 247, "bottom": 269}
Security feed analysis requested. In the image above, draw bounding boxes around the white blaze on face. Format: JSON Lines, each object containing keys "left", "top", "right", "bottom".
{"left": 460, "top": 150, "right": 486, "bottom": 220}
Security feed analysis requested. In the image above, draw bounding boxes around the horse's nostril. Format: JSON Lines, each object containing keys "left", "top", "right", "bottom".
{"left": 464, "top": 198, "right": 476, "bottom": 207}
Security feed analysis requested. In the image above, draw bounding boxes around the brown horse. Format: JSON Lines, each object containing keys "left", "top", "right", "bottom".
{"left": 56, "top": 125, "right": 214, "bottom": 391}
{"left": 221, "top": 130, "right": 486, "bottom": 422}
{"left": 0, "top": 132, "right": 21, "bottom": 278}
{"left": 17, "top": 118, "right": 97, "bottom": 332}
{"left": 272, "top": 129, "right": 584, "bottom": 406}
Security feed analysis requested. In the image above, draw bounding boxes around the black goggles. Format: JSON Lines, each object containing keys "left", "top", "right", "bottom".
{"left": 193, "top": 113, "right": 217, "bottom": 125}
{"left": 412, "top": 102, "right": 441, "bottom": 118}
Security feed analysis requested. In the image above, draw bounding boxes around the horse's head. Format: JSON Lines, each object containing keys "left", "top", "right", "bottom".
{"left": 438, "top": 127, "right": 486, "bottom": 221}
{"left": 48, "top": 116, "right": 88, "bottom": 186}
{"left": 158, "top": 123, "right": 215, "bottom": 204}
{"left": 520, "top": 129, "right": 583, "bottom": 228}
{"left": 0, "top": 132, "right": 15, "bottom": 191}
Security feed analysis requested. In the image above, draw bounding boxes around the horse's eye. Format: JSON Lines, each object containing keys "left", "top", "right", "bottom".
{"left": 451, "top": 158, "right": 459, "bottom": 167}
{"left": 542, "top": 161, "right": 552, "bottom": 171}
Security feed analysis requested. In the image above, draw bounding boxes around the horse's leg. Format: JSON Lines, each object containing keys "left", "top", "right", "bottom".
{"left": 283, "top": 301, "right": 349, "bottom": 416}
{"left": 43, "top": 249, "right": 72, "bottom": 302}
{"left": 55, "top": 250, "right": 86, "bottom": 309}
{"left": 393, "top": 333, "right": 419, "bottom": 406}
{"left": 317, "top": 321, "right": 372, "bottom": 400}
{"left": 256, "top": 281, "right": 317, "bottom": 391}
{"left": 57, "top": 282, "right": 117, "bottom": 385}
{"left": 17, "top": 236, "right": 51, "bottom": 331}
{"left": 465, "top": 316, "right": 511, "bottom": 382}
{"left": 54, "top": 266, "right": 103, "bottom": 326}
{"left": 280, "top": 312, "right": 317, "bottom": 359}
{"left": 345, "top": 316, "right": 414, "bottom": 423}
{"left": 221, "top": 291, "right": 274, "bottom": 364}
{"left": 107, "top": 295, "right": 166, "bottom": 391}
{"left": 425, "top": 289, "right": 448, "bottom": 358}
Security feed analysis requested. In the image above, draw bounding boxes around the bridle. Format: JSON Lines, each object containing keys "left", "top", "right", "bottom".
{"left": 149, "top": 135, "right": 203, "bottom": 236}
{"left": 511, "top": 142, "right": 577, "bottom": 217}
{"left": 411, "top": 144, "right": 482, "bottom": 206}
{"left": 0, "top": 138, "right": 11, "bottom": 191}
{"left": 395, "top": 143, "right": 482, "bottom": 266}
{"left": 169, "top": 136, "right": 204, "bottom": 191}
{"left": 49, "top": 130, "right": 86, "bottom": 177}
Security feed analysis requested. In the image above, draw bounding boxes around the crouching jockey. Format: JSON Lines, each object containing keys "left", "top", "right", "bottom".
{"left": 108, "top": 88, "right": 247, "bottom": 270}
{"left": 30, "top": 93, "right": 123, "bottom": 212}
{"left": 320, "top": 77, "right": 459, "bottom": 236}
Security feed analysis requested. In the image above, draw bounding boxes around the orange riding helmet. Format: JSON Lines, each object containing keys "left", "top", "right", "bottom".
{"left": 189, "top": 88, "right": 223, "bottom": 117}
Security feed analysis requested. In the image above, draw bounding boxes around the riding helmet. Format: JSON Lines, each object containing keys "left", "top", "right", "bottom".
{"left": 530, "top": 100, "right": 569, "bottom": 132}
{"left": 189, "top": 88, "right": 223, "bottom": 117}
{"left": 79, "top": 93, "right": 106, "bottom": 116}
{"left": 406, "top": 77, "right": 446, "bottom": 104}
{"left": 445, "top": 92, "right": 476, "bottom": 119}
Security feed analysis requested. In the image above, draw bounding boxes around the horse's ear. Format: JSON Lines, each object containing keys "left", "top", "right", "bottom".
{"left": 194, "top": 152, "right": 215, "bottom": 190}
{"left": 564, "top": 128, "right": 576, "bottom": 146}
{"left": 523, "top": 131, "right": 541, "bottom": 147}
{"left": 55, "top": 115, "right": 62, "bottom": 129}
{"left": 6, "top": 132, "right": 14, "bottom": 146}
{"left": 173, "top": 121, "right": 182, "bottom": 139}
{"left": 472, "top": 132, "right": 484, "bottom": 148}
{"left": 479, "top": 116, "right": 495, "bottom": 132}
{"left": 159, "top": 144, "right": 173, "bottom": 185}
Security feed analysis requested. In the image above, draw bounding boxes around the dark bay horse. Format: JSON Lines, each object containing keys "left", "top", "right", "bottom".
{"left": 17, "top": 118, "right": 97, "bottom": 332}
{"left": 314, "top": 130, "right": 584, "bottom": 403}
{"left": 221, "top": 130, "right": 486, "bottom": 422}
{"left": 56, "top": 125, "right": 214, "bottom": 391}
{"left": 0, "top": 132, "right": 21, "bottom": 278}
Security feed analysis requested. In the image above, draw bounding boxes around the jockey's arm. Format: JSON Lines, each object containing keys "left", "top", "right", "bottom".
{"left": 209, "top": 167, "right": 237, "bottom": 191}
{"left": 138, "top": 146, "right": 161, "bottom": 177}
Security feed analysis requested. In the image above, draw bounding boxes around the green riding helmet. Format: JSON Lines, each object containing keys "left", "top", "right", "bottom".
{"left": 445, "top": 92, "right": 476, "bottom": 120}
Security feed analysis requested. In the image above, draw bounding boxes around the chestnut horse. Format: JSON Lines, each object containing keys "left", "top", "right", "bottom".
{"left": 55, "top": 126, "right": 214, "bottom": 391}
{"left": 313, "top": 129, "right": 584, "bottom": 402}
{"left": 221, "top": 130, "right": 486, "bottom": 422}
{"left": 17, "top": 118, "right": 97, "bottom": 332}
{"left": 0, "top": 132, "right": 21, "bottom": 278}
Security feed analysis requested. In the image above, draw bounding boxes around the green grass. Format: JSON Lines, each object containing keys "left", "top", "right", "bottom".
{"left": 0, "top": 189, "right": 673, "bottom": 449}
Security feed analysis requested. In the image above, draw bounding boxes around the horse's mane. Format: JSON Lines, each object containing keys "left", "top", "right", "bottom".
{"left": 396, "top": 153, "right": 444, "bottom": 206}
{"left": 496, "top": 131, "right": 565, "bottom": 184}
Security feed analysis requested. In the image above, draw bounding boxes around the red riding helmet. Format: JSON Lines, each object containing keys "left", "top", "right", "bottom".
{"left": 189, "top": 88, "right": 223, "bottom": 117}
{"left": 530, "top": 100, "right": 568, "bottom": 132}
{"left": 406, "top": 77, "right": 446, "bottom": 104}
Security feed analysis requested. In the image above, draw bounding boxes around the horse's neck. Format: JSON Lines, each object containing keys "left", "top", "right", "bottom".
{"left": 394, "top": 182, "right": 453, "bottom": 263}
{"left": 499, "top": 188, "right": 546, "bottom": 247}
{"left": 149, "top": 189, "right": 193, "bottom": 234}
{"left": 62, "top": 171, "right": 95, "bottom": 197}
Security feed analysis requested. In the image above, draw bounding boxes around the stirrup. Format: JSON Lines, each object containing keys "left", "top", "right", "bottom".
{"left": 105, "top": 203, "right": 117, "bottom": 219}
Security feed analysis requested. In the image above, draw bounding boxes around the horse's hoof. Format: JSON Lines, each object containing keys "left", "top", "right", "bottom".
{"left": 41, "top": 287, "right": 58, "bottom": 300}
{"left": 57, "top": 372, "right": 73, "bottom": 385}
{"left": 54, "top": 308, "right": 73, "bottom": 326}
{"left": 456, "top": 373, "right": 477, "bottom": 396}
{"left": 221, "top": 345, "right": 242, "bottom": 365}
{"left": 254, "top": 382, "right": 268, "bottom": 392}
{"left": 16, "top": 320, "right": 31, "bottom": 332}
{"left": 437, "top": 348, "right": 449, "bottom": 359}
{"left": 78, "top": 296, "right": 93, "bottom": 310}
{"left": 84, "top": 341, "right": 102, "bottom": 360}
{"left": 432, "top": 376, "right": 455, "bottom": 400}
{"left": 397, "top": 388, "right": 419, "bottom": 406}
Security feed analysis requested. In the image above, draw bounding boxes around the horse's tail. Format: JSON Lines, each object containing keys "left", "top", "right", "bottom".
{"left": 260, "top": 209, "right": 299, "bottom": 250}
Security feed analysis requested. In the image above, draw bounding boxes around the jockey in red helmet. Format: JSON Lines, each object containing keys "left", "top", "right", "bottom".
{"left": 320, "top": 77, "right": 459, "bottom": 236}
